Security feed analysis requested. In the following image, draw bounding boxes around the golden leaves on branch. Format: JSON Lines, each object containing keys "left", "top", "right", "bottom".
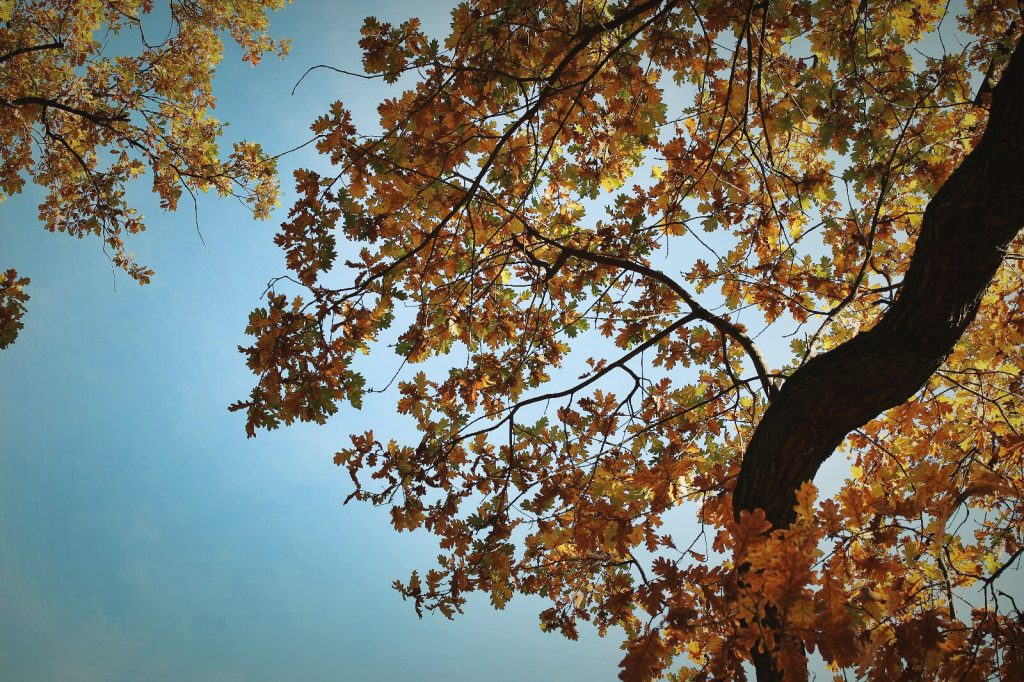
{"left": 239, "top": 0, "right": 1024, "bottom": 679}
{"left": 0, "top": 269, "right": 29, "bottom": 349}
{"left": 1, "top": 0, "right": 287, "bottom": 345}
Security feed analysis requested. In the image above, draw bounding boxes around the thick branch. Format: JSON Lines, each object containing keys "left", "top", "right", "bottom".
{"left": 734, "top": 37, "right": 1024, "bottom": 529}
{"left": 0, "top": 41, "right": 64, "bottom": 63}
{"left": 732, "top": 37, "right": 1024, "bottom": 682}
{"left": 0, "top": 95, "right": 129, "bottom": 125}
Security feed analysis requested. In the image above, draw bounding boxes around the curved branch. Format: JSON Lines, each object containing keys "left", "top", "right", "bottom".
{"left": 0, "top": 41, "right": 63, "bottom": 63}
{"left": 534, "top": 237, "right": 778, "bottom": 398}
{"left": 734, "top": 37, "right": 1024, "bottom": 530}
{"left": 0, "top": 95, "right": 129, "bottom": 125}
{"left": 453, "top": 312, "right": 698, "bottom": 445}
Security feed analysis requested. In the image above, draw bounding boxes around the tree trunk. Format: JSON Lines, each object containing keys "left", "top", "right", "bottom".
{"left": 732, "top": 37, "right": 1024, "bottom": 681}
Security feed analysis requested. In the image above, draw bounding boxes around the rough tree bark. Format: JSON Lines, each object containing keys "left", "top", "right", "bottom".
{"left": 732, "top": 37, "right": 1024, "bottom": 682}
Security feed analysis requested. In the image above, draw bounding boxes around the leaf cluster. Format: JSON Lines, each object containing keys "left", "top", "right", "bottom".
{"left": 0, "top": 0, "right": 288, "bottom": 330}
{"left": 238, "top": 1, "right": 1024, "bottom": 679}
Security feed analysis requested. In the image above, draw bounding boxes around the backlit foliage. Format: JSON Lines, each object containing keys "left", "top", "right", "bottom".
{"left": 1, "top": 0, "right": 287, "bottom": 342}
{"left": 236, "top": 1, "right": 1024, "bottom": 679}
{"left": 0, "top": 268, "right": 29, "bottom": 348}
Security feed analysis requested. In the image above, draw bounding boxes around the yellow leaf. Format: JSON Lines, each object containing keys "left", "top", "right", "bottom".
{"left": 892, "top": 9, "right": 915, "bottom": 38}
{"left": 793, "top": 480, "right": 818, "bottom": 522}
{"left": 600, "top": 173, "right": 624, "bottom": 192}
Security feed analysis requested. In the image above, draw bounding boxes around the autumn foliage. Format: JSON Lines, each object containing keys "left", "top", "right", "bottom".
{"left": 0, "top": 0, "right": 287, "bottom": 345}
{"left": 231, "top": 0, "right": 1024, "bottom": 679}
{"left": 0, "top": 268, "right": 29, "bottom": 348}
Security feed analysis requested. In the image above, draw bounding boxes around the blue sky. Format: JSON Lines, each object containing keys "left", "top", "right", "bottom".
{"left": 0, "top": 2, "right": 627, "bottom": 679}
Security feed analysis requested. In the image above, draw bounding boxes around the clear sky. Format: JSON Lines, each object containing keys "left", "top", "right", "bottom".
{"left": 0, "top": 2, "right": 628, "bottom": 679}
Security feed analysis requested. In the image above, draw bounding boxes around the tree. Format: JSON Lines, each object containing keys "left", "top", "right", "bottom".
{"left": 0, "top": 0, "right": 287, "bottom": 347}
{"left": 234, "top": 1, "right": 1024, "bottom": 679}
